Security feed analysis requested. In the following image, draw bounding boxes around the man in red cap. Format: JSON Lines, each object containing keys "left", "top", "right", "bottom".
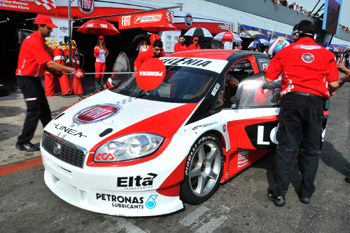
{"left": 134, "top": 39, "right": 164, "bottom": 71}
{"left": 15, "top": 15, "right": 85, "bottom": 152}
{"left": 188, "top": 37, "right": 201, "bottom": 50}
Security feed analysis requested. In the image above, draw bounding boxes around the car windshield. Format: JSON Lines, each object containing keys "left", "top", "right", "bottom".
{"left": 110, "top": 66, "right": 219, "bottom": 103}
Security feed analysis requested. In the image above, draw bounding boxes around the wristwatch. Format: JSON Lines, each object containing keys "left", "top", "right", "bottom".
{"left": 72, "top": 68, "right": 76, "bottom": 74}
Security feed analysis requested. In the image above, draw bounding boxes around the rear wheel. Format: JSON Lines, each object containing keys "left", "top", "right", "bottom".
{"left": 180, "top": 134, "right": 223, "bottom": 204}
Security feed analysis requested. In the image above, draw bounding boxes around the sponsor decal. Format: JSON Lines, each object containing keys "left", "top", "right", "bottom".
{"left": 134, "top": 13, "right": 163, "bottom": 24}
{"left": 192, "top": 122, "right": 217, "bottom": 130}
{"left": 237, "top": 149, "right": 249, "bottom": 168}
{"left": 211, "top": 83, "right": 220, "bottom": 96}
{"left": 302, "top": 53, "right": 314, "bottom": 63}
{"left": 160, "top": 57, "right": 228, "bottom": 73}
{"left": 54, "top": 123, "right": 87, "bottom": 138}
{"left": 139, "top": 71, "right": 164, "bottom": 77}
{"left": 73, "top": 104, "right": 121, "bottom": 124}
{"left": 136, "top": 58, "right": 166, "bottom": 91}
{"left": 78, "top": 0, "right": 95, "bottom": 14}
{"left": 145, "top": 195, "right": 158, "bottom": 209}
{"left": 59, "top": 26, "right": 68, "bottom": 32}
{"left": 121, "top": 15, "right": 131, "bottom": 27}
{"left": 96, "top": 193, "right": 144, "bottom": 209}
{"left": 95, "top": 153, "right": 115, "bottom": 161}
{"left": 184, "top": 13, "right": 193, "bottom": 27}
{"left": 117, "top": 173, "right": 158, "bottom": 190}
{"left": 161, "top": 57, "right": 212, "bottom": 68}
{"left": 245, "top": 121, "right": 279, "bottom": 150}
{"left": 292, "top": 45, "right": 321, "bottom": 50}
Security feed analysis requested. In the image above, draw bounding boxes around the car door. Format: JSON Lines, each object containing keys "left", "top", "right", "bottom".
{"left": 222, "top": 58, "right": 280, "bottom": 151}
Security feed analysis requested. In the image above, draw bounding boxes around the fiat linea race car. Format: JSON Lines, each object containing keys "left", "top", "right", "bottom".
{"left": 41, "top": 49, "right": 301, "bottom": 217}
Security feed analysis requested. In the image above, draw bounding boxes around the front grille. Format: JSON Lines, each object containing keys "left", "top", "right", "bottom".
{"left": 42, "top": 131, "right": 87, "bottom": 168}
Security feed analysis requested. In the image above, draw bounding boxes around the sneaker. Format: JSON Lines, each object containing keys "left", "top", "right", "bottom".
{"left": 345, "top": 177, "right": 350, "bottom": 184}
{"left": 299, "top": 196, "right": 311, "bottom": 204}
{"left": 15, "top": 142, "right": 40, "bottom": 152}
{"left": 268, "top": 191, "right": 286, "bottom": 206}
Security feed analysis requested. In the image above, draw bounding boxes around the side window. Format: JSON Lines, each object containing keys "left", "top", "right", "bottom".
{"left": 228, "top": 59, "right": 255, "bottom": 82}
{"left": 223, "top": 59, "right": 254, "bottom": 108}
{"left": 234, "top": 74, "right": 280, "bottom": 108}
{"left": 257, "top": 58, "right": 270, "bottom": 71}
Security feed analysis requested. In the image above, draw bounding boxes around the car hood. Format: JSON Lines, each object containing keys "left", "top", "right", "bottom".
{"left": 44, "top": 90, "right": 199, "bottom": 151}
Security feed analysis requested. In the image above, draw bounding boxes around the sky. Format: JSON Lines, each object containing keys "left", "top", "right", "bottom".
{"left": 294, "top": 0, "right": 349, "bottom": 26}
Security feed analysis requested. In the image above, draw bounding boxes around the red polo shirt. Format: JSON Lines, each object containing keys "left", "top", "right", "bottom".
{"left": 265, "top": 37, "right": 339, "bottom": 98}
{"left": 16, "top": 31, "right": 52, "bottom": 77}
{"left": 134, "top": 47, "right": 164, "bottom": 69}
{"left": 188, "top": 44, "right": 201, "bottom": 50}
{"left": 174, "top": 42, "right": 188, "bottom": 52}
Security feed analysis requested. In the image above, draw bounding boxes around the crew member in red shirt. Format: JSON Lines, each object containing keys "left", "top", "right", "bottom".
{"left": 134, "top": 39, "right": 164, "bottom": 71}
{"left": 15, "top": 15, "right": 84, "bottom": 152}
{"left": 188, "top": 37, "right": 201, "bottom": 50}
{"left": 174, "top": 35, "right": 187, "bottom": 52}
{"left": 265, "top": 20, "right": 339, "bottom": 206}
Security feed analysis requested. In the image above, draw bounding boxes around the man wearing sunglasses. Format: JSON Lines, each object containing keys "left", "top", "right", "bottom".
{"left": 15, "top": 15, "right": 85, "bottom": 152}
{"left": 134, "top": 39, "right": 164, "bottom": 71}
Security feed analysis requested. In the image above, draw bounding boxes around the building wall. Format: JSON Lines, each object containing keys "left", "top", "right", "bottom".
{"left": 133, "top": 0, "right": 350, "bottom": 45}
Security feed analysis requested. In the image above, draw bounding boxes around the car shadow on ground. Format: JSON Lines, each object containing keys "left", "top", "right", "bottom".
{"left": 250, "top": 140, "right": 350, "bottom": 196}
{"left": 0, "top": 123, "right": 22, "bottom": 142}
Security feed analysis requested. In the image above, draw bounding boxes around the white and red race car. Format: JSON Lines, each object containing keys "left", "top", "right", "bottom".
{"left": 41, "top": 49, "right": 322, "bottom": 216}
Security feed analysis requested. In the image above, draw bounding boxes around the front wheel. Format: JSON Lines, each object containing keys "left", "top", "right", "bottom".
{"left": 180, "top": 134, "right": 223, "bottom": 204}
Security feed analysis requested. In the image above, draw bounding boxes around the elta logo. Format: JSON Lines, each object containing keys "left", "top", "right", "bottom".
{"left": 95, "top": 153, "right": 115, "bottom": 161}
{"left": 73, "top": 104, "right": 121, "bottom": 124}
{"left": 78, "top": 0, "right": 95, "bottom": 14}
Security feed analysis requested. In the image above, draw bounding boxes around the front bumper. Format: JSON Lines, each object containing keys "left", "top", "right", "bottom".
{"left": 42, "top": 148, "right": 184, "bottom": 217}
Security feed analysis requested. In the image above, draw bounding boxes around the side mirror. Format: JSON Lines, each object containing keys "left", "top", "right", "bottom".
{"left": 230, "top": 96, "right": 239, "bottom": 109}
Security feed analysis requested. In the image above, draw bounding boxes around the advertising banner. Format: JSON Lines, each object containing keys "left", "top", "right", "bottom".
{"left": 0, "top": 0, "right": 56, "bottom": 14}
{"left": 119, "top": 10, "right": 167, "bottom": 30}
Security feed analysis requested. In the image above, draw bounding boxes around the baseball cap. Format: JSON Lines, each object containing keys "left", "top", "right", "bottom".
{"left": 193, "top": 37, "right": 199, "bottom": 41}
{"left": 34, "top": 15, "right": 57, "bottom": 28}
{"left": 99, "top": 35, "right": 104, "bottom": 40}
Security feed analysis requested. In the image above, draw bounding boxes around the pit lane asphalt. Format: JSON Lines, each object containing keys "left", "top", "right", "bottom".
{"left": 0, "top": 78, "right": 349, "bottom": 233}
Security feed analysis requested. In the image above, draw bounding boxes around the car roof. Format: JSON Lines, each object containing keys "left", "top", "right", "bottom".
{"left": 165, "top": 49, "right": 239, "bottom": 60}
{"left": 165, "top": 49, "right": 267, "bottom": 62}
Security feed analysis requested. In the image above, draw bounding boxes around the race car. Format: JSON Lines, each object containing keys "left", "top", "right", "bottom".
{"left": 41, "top": 49, "right": 292, "bottom": 216}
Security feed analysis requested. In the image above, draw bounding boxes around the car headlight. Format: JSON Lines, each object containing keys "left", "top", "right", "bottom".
{"left": 94, "top": 133, "right": 164, "bottom": 162}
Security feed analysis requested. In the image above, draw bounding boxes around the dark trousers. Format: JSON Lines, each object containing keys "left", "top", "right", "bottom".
{"left": 17, "top": 76, "right": 52, "bottom": 144}
{"left": 269, "top": 93, "right": 325, "bottom": 198}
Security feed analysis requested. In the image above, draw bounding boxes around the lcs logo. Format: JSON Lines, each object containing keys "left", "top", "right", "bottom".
{"left": 95, "top": 153, "right": 115, "bottom": 161}
{"left": 245, "top": 121, "right": 279, "bottom": 150}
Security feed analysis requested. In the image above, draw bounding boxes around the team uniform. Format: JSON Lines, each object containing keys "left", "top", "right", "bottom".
{"left": 134, "top": 47, "right": 164, "bottom": 70}
{"left": 174, "top": 42, "right": 188, "bottom": 52}
{"left": 265, "top": 37, "right": 339, "bottom": 200}
{"left": 188, "top": 44, "right": 201, "bottom": 50}
{"left": 15, "top": 31, "right": 53, "bottom": 145}
{"left": 94, "top": 47, "right": 107, "bottom": 79}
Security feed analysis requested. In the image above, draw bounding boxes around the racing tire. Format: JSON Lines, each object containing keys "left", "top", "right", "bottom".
{"left": 180, "top": 134, "right": 223, "bottom": 204}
